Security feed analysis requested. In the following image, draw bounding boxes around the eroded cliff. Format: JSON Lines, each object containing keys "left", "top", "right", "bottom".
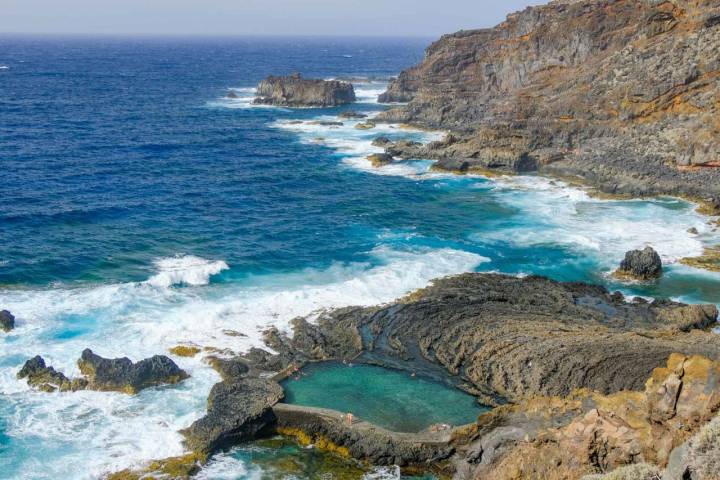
{"left": 379, "top": 0, "right": 720, "bottom": 209}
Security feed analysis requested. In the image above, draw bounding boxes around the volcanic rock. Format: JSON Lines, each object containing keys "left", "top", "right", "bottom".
{"left": 0, "top": 310, "right": 15, "bottom": 332}
{"left": 616, "top": 246, "right": 663, "bottom": 280}
{"left": 180, "top": 377, "right": 283, "bottom": 454}
{"left": 77, "top": 348, "right": 189, "bottom": 394}
{"left": 253, "top": 73, "right": 355, "bottom": 107}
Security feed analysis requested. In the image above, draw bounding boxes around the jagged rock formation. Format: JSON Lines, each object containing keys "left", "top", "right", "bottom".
{"left": 616, "top": 246, "right": 663, "bottom": 280}
{"left": 269, "top": 273, "right": 719, "bottom": 406}
{"left": 456, "top": 354, "right": 720, "bottom": 479}
{"left": 0, "top": 310, "right": 15, "bottom": 332}
{"left": 78, "top": 349, "right": 188, "bottom": 394}
{"left": 17, "top": 356, "right": 88, "bottom": 393}
{"left": 180, "top": 377, "right": 283, "bottom": 454}
{"left": 378, "top": 0, "right": 720, "bottom": 210}
{"left": 17, "top": 350, "right": 189, "bottom": 394}
{"left": 253, "top": 73, "right": 355, "bottom": 107}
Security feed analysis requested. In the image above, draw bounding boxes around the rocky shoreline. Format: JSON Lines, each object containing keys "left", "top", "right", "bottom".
{"left": 374, "top": 0, "right": 720, "bottom": 214}
{"left": 96, "top": 271, "right": 720, "bottom": 479}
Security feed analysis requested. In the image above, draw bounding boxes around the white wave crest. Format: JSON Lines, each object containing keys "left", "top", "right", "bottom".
{"left": 146, "top": 255, "right": 229, "bottom": 288}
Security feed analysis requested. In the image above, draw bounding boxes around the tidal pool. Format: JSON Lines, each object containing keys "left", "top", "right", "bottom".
{"left": 281, "top": 362, "right": 487, "bottom": 432}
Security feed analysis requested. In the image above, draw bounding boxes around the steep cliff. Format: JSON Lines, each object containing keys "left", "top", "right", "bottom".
{"left": 379, "top": 0, "right": 720, "bottom": 209}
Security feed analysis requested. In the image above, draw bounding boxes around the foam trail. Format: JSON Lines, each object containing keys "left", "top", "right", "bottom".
{"left": 146, "top": 255, "right": 229, "bottom": 287}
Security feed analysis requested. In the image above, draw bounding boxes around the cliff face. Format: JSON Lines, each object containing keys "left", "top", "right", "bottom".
{"left": 379, "top": 0, "right": 720, "bottom": 207}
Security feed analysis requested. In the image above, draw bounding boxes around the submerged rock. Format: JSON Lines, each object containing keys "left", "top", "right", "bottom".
{"left": 226, "top": 90, "right": 239, "bottom": 99}
{"left": 17, "top": 356, "right": 87, "bottom": 392}
{"left": 181, "top": 377, "right": 283, "bottom": 454}
{"left": 367, "top": 153, "right": 393, "bottom": 168}
{"left": 0, "top": 310, "right": 15, "bottom": 332}
{"left": 354, "top": 121, "right": 376, "bottom": 130}
{"left": 616, "top": 246, "right": 663, "bottom": 280}
{"left": 339, "top": 111, "right": 367, "bottom": 119}
{"left": 78, "top": 348, "right": 189, "bottom": 394}
{"left": 253, "top": 73, "right": 355, "bottom": 107}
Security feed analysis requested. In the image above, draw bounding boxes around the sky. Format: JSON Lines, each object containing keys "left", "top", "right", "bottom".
{"left": 0, "top": 0, "right": 546, "bottom": 37}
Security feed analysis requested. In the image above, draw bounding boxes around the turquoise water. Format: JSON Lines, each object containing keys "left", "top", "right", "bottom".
{"left": 1, "top": 36, "right": 719, "bottom": 480}
{"left": 282, "top": 362, "right": 486, "bottom": 432}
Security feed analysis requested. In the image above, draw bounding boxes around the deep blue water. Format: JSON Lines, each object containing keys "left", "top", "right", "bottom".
{"left": 1, "top": 36, "right": 719, "bottom": 480}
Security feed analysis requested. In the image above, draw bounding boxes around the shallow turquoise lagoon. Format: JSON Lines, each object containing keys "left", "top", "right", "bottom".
{"left": 281, "top": 362, "right": 487, "bottom": 433}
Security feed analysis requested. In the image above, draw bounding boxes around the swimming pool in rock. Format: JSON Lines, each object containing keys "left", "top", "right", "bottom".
{"left": 280, "top": 362, "right": 487, "bottom": 433}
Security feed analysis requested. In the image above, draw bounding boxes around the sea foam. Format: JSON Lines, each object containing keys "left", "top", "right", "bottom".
{"left": 146, "top": 255, "right": 229, "bottom": 288}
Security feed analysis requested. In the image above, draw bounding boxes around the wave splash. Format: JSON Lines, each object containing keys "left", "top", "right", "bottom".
{"left": 146, "top": 255, "right": 229, "bottom": 288}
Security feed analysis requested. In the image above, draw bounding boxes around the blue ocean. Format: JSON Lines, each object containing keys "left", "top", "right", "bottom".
{"left": 1, "top": 36, "right": 719, "bottom": 479}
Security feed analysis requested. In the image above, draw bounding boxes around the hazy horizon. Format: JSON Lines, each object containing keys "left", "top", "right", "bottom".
{"left": 1, "top": 1, "right": 545, "bottom": 38}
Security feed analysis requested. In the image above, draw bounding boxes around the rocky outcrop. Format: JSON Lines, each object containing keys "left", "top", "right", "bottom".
{"left": 18, "top": 350, "right": 189, "bottom": 394}
{"left": 180, "top": 377, "right": 283, "bottom": 454}
{"left": 271, "top": 273, "right": 719, "bottom": 407}
{"left": 377, "top": 0, "right": 720, "bottom": 210}
{"left": 367, "top": 153, "right": 394, "bottom": 168}
{"left": 253, "top": 74, "right": 355, "bottom": 107}
{"left": 455, "top": 354, "right": 720, "bottom": 479}
{"left": 78, "top": 349, "right": 188, "bottom": 394}
{"left": 17, "top": 356, "right": 87, "bottom": 393}
{"left": 616, "top": 246, "right": 663, "bottom": 280}
{"left": 0, "top": 310, "right": 15, "bottom": 332}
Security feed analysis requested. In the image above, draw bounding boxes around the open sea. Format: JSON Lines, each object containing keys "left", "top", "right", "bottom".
{"left": 1, "top": 35, "right": 719, "bottom": 479}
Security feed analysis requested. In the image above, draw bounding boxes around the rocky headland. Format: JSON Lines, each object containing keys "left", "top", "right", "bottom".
{"left": 109, "top": 272, "right": 720, "bottom": 479}
{"left": 375, "top": 0, "right": 720, "bottom": 213}
{"left": 253, "top": 73, "right": 356, "bottom": 107}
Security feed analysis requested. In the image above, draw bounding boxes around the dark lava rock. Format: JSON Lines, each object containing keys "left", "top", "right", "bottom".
{"left": 17, "top": 356, "right": 87, "bottom": 392}
{"left": 181, "top": 377, "right": 283, "bottom": 454}
{"left": 277, "top": 273, "right": 719, "bottom": 407}
{"left": 253, "top": 73, "right": 355, "bottom": 107}
{"left": 206, "top": 356, "right": 250, "bottom": 382}
{"left": 77, "top": 349, "right": 189, "bottom": 394}
{"left": 371, "top": 136, "right": 392, "bottom": 147}
{"left": 226, "top": 90, "right": 239, "bottom": 99}
{"left": 367, "top": 153, "right": 394, "bottom": 168}
{"left": 339, "top": 111, "right": 367, "bottom": 119}
{"left": 617, "top": 246, "right": 663, "bottom": 280}
{"left": 0, "top": 310, "right": 15, "bottom": 332}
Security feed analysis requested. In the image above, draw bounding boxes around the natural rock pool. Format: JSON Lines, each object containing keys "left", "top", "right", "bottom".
{"left": 280, "top": 362, "right": 487, "bottom": 432}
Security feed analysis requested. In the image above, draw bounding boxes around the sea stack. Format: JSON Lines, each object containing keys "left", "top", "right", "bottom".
{"left": 253, "top": 73, "right": 355, "bottom": 107}
{"left": 616, "top": 246, "right": 663, "bottom": 280}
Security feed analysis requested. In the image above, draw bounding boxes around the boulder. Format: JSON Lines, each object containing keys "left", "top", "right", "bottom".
{"left": 616, "top": 247, "right": 663, "bottom": 280}
{"left": 77, "top": 349, "right": 189, "bottom": 394}
{"left": 0, "top": 310, "right": 15, "bottom": 332}
{"left": 17, "top": 356, "right": 87, "bottom": 392}
{"left": 367, "top": 153, "right": 394, "bottom": 168}
{"left": 253, "top": 73, "right": 355, "bottom": 107}
{"left": 180, "top": 377, "right": 283, "bottom": 454}
{"left": 226, "top": 90, "right": 239, "bottom": 99}
{"left": 205, "top": 356, "right": 250, "bottom": 382}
